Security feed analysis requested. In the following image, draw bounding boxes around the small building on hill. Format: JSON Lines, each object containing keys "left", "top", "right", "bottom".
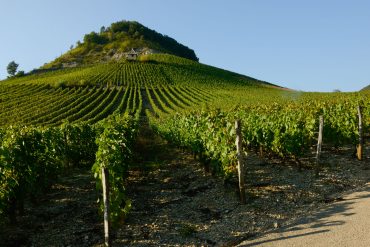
{"left": 125, "top": 49, "right": 138, "bottom": 60}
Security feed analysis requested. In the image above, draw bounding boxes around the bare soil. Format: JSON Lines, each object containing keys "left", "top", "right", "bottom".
{"left": 1, "top": 122, "right": 369, "bottom": 247}
{"left": 115, "top": 126, "right": 370, "bottom": 246}
{"left": 0, "top": 168, "right": 104, "bottom": 247}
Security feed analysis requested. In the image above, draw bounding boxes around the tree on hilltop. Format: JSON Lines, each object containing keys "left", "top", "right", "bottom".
{"left": 7, "top": 61, "right": 19, "bottom": 77}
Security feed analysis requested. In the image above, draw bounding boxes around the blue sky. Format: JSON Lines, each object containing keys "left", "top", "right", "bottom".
{"left": 1, "top": 0, "right": 369, "bottom": 92}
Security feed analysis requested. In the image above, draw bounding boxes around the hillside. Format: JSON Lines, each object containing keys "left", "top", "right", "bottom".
{"left": 0, "top": 51, "right": 292, "bottom": 127}
{"left": 362, "top": 84, "right": 370, "bottom": 91}
{"left": 3, "top": 54, "right": 278, "bottom": 89}
{"left": 2, "top": 20, "right": 282, "bottom": 90}
{"left": 41, "top": 20, "right": 198, "bottom": 69}
{"left": 0, "top": 19, "right": 288, "bottom": 128}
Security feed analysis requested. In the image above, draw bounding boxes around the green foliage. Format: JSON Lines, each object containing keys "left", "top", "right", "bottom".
{"left": 42, "top": 20, "right": 198, "bottom": 69}
{"left": 3, "top": 54, "right": 273, "bottom": 89}
{"left": 0, "top": 82, "right": 149, "bottom": 126}
{"left": 0, "top": 126, "right": 63, "bottom": 218}
{"left": 15, "top": 71, "right": 25, "bottom": 77}
{"left": 7, "top": 61, "right": 19, "bottom": 77}
{"left": 55, "top": 80, "right": 67, "bottom": 88}
{"left": 92, "top": 113, "right": 139, "bottom": 225}
{"left": 0, "top": 115, "right": 139, "bottom": 225}
{"left": 150, "top": 110, "right": 238, "bottom": 177}
{"left": 83, "top": 31, "right": 108, "bottom": 45}
{"left": 107, "top": 21, "right": 198, "bottom": 61}
{"left": 149, "top": 91, "right": 370, "bottom": 177}
{"left": 60, "top": 123, "right": 97, "bottom": 166}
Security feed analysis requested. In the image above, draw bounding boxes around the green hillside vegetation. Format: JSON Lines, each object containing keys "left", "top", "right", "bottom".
{"left": 42, "top": 20, "right": 198, "bottom": 69}
{"left": 362, "top": 84, "right": 370, "bottom": 91}
{"left": 3, "top": 54, "right": 278, "bottom": 89}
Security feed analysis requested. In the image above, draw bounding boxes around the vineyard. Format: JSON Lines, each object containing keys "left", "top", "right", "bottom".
{"left": 3, "top": 54, "right": 273, "bottom": 88}
{"left": 0, "top": 83, "right": 217, "bottom": 126}
{"left": 150, "top": 93, "right": 370, "bottom": 177}
{"left": 0, "top": 54, "right": 370, "bottom": 245}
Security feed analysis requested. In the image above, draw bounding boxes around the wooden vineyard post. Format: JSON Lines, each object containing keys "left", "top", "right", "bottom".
{"left": 235, "top": 120, "right": 246, "bottom": 204}
{"left": 316, "top": 115, "right": 324, "bottom": 165}
{"left": 357, "top": 105, "right": 363, "bottom": 161}
{"left": 102, "top": 168, "right": 111, "bottom": 247}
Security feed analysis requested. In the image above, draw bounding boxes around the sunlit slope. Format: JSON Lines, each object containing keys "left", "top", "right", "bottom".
{"left": 1, "top": 54, "right": 281, "bottom": 89}
{"left": 0, "top": 82, "right": 226, "bottom": 126}
{"left": 0, "top": 54, "right": 290, "bottom": 127}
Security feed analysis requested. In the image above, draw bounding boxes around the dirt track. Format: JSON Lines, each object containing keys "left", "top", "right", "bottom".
{"left": 238, "top": 183, "right": 370, "bottom": 247}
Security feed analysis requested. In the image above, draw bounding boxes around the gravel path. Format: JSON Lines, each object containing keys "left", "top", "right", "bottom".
{"left": 238, "top": 183, "right": 370, "bottom": 247}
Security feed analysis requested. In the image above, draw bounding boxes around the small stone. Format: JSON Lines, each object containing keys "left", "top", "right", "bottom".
{"left": 273, "top": 222, "right": 279, "bottom": 228}
{"left": 84, "top": 235, "right": 89, "bottom": 241}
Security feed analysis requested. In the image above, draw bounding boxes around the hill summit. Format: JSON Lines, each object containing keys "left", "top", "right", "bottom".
{"left": 42, "top": 20, "right": 198, "bottom": 69}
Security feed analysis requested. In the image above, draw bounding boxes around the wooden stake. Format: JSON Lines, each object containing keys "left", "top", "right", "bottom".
{"left": 235, "top": 120, "right": 246, "bottom": 204}
{"left": 102, "top": 168, "right": 111, "bottom": 247}
{"left": 357, "top": 105, "right": 363, "bottom": 161}
{"left": 316, "top": 115, "right": 324, "bottom": 165}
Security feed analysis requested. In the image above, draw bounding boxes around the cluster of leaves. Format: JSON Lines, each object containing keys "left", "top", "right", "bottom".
{"left": 236, "top": 103, "right": 318, "bottom": 158}
{"left": 60, "top": 123, "right": 98, "bottom": 166}
{"left": 92, "top": 113, "right": 140, "bottom": 225}
{"left": 151, "top": 109, "right": 237, "bottom": 177}
{"left": 6, "top": 61, "right": 24, "bottom": 78}
{"left": 0, "top": 123, "right": 96, "bottom": 221}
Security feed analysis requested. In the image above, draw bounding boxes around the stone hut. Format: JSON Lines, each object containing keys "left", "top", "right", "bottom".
{"left": 125, "top": 48, "right": 138, "bottom": 60}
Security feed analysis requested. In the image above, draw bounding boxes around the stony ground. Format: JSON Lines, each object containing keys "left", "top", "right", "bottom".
{"left": 114, "top": 129, "right": 370, "bottom": 246}
{"left": 0, "top": 124, "right": 369, "bottom": 246}
{"left": 0, "top": 167, "right": 103, "bottom": 247}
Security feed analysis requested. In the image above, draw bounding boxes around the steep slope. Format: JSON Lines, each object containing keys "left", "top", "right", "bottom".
{"left": 0, "top": 52, "right": 290, "bottom": 127}
{"left": 0, "top": 20, "right": 288, "bottom": 127}
{"left": 2, "top": 20, "right": 283, "bottom": 89}
{"left": 3, "top": 54, "right": 279, "bottom": 88}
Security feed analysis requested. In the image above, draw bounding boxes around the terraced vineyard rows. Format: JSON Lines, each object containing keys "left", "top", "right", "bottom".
{"left": 3, "top": 54, "right": 271, "bottom": 89}
{"left": 0, "top": 84, "right": 216, "bottom": 126}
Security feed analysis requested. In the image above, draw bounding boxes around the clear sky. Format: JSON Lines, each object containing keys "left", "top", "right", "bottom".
{"left": 1, "top": 0, "right": 369, "bottom": 92}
